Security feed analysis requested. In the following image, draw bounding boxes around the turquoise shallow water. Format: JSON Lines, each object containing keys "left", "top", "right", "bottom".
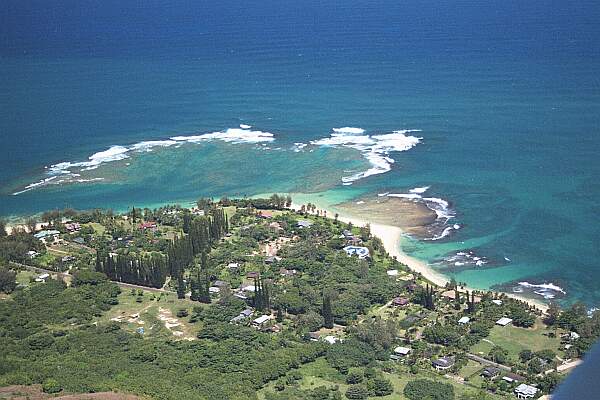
{"left": 1, "top": 1, "right": 600, "bottom": 306}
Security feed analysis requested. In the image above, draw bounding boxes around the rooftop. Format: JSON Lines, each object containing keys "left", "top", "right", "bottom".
{"left": 496, "top": 317, "right": 513, "bottom": 326}
{"left": 515, "top": 384, "right": 538, "bottom": 396}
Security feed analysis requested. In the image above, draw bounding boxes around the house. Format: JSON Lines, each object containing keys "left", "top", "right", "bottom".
{"left": 258, "top": 211, "right": 273, "bottom": 219}
{"left": 72, "top": 237, "right": 85, "bottom": 245}
{"left": 569, "top": 331, "right": 580, "bottom": 340}
{"left": 458, "top": 316, "right": 471, "bottom": 324}
{"left": 62, "top": 255, "right": 76, "bottom": 263}
{"left": 514, "top": 384, "right": 539, "bottom": 399}
{"left": 230, "top": 309, "right": 253, "bottom": 323}
{"left": 387, "top": 269, "right": 399, "bottom": 277}
{"left": 503, "top": 373, "right": 525, "bottom": 383}
{"left": 34, "top": 230, "right": 60, "bottom": 240}
{"left": 308, "top": 332, "right": 321, "bottom": 341}
{"left": 27, "top": 250, "right": 39, "bottom": 259}
{"left": 279, "top": 268, "right": 297, "bottom": 277}
{"left": 492, "top": 299, "right": 503, "bottom": 305}
{"left": 252, "top": 315, "right": 272, "bottom": 327}
{"left": 139, "top": 222, "right": 157, "bottom": 231}
{"left": 65, "top": 222, "right": 81, "bottom": 232}
{"left": 265, "top": 256, "right": 282, "bottom": 264}
{"left": 323, "top": 335, "right": 339, "bottom": 344}
{"left": 246, "top": 271, "right": 260, "bottom": 279}
{"left": 240, "top": 309, "right": 253, "bottom": 318}
{"left": 267, "top": 324, "right": 282, "bottom": 333}
{"left": 213, "top": 280, "right": 229, "bottom": 288}
{"left": 241, "top": 285, "right": 256, "bottom": 293}
{"left": 227, "top": 262, "right": 240, "bottom": 271}
{"left": 233, "top": 292, "right": 248, "bottom": 301}
{"left": 496, "top": 317, "right": 513, "bottom": 326}
{"left": 209, "top": 286, "right": 220, "bottom": 294}
{"left": 343, "top": 246, "right": 370, "bottom": 259}
{"left": 432, "top": 356, "right": 455, "bottom": 371}
{"left": 297, "top": 220, "right": 312, "bottom": 228}
{"left": 35, "top": 273, "right": 50, "bottom": 283}
{"left": 481, "top": 367, "right": 501, "bottom": 379}
{"left": 392, "top": 297, "right": 409, "bottom": 307}
{"left": 393, "top": 346, "right": 411, "bottom": 356}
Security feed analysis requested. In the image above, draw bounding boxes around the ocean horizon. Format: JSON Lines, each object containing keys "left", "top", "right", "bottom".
{"left": 2, "top": 0, "right": 600, "bottom": 307}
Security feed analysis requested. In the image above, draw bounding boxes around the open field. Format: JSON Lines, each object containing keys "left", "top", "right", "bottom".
{"left": 470, "top": 320, "right": 563, "bottom": 362}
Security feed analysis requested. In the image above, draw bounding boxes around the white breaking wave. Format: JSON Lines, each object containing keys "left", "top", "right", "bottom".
{"left": 409, "top": 186, "right": 430, "bottom": 194}
{"left": 311, "top": 128, "right": 422, "bottom": 184}
{"left": 332, "top": 127, "right": 365, "bottom": 134}
{"left": 239, "top": 124, "right": 252, "bottom": 129}
{"left": 383, "top": 188, "right": 458, "bottom": 240}
{"left": 14, "top": 126, "right": 275, "bottom": 195}
{"left": 518, "top": 282, "right": 566, "bottom": 294}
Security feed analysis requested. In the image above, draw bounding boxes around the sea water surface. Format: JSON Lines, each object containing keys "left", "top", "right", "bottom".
{"left": 1, "top": 0, "right": 600, "bottom": 306}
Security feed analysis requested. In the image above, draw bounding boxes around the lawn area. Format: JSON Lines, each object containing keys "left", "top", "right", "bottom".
{"left": 258, "top": 358, "right": 504, "bottom": 400}
{"left": 16, "top": 270, "right": 37, "bottom": 286}
{"left": 458, "top": 360, "right": 483, "bottom": 379}
{"left": 86, "top": 222, "right": 106, "bottom": 235}
{"left": 471, "top": 320, "right": 563, "bottom": 362}
{"left": 98, "top": 289, "right": 198, "bottom": 340}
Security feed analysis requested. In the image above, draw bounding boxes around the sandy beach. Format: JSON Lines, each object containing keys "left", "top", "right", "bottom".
{"left": 291, "top": 201, "right": 549, "bottom": 313}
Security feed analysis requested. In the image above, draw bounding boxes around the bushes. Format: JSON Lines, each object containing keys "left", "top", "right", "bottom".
{"left": 404, "top": 379, "right": 455, "bottom": 400}
{"left": 42, "top": 378, "right": 62, "bottom": 393}
{"left": 345, "top": 385, "right": 368, "bottom": 400}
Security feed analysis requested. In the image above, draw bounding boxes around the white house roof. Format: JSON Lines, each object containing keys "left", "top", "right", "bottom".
{"left": 209, "top": 287, "right": 220, "bottom": 293}
{"left": 253, "top": 315, "right": 271, "bottom": 325}
{"left": 492, "top": 299, "right": 503, "bottom": 305}
{"left": 458, "top": 316, "right": 471, "bottom": 324}
{"left": 323, "top": 335, "right": 338, "bottom": 344}
{"left": 394, "top": 346, "right": 411, "bottom": 355}
{"left": 570, "top": 331, "right": 580, "bottom": 340}
{"left": 515, "top": 384, "right": 538, "bottom": 396}
{"left": 38, "top": 273, "right": 50, "bottom": 279}
{"left": 496, "top": 317, "right": 513, "bottom": 326}
{"left": 241, "top": 285, "right": 256, "bottom": 292}
{"left": 386, "top": 269, "right": 399, "bottom": 276}
{"left": 343, "top": 246, "right": 370, "bottom": 259}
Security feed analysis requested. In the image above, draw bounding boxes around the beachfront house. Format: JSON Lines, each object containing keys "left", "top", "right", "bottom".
{"left": 496, "top": 317, "right": 513, "bottom": 326}
{"left": 458, "top": 316, "right": 471, "bottom": 324}
{"left": 492, "top": 299, "right": 503, "bottom": 305}
{"left": 343, "top": 245, "right": 370, "bottom": 259}
{"left": 432, "top": 356, "right": 455, "bottom": 371}
{"left": 514, "top": 384, "right": 539, "bottom": 399}
{"left": 387, "top": 269, "right": 399, "bottom": 277}
{"left": 297, "top": 220, "right": 312, "bottom": 228}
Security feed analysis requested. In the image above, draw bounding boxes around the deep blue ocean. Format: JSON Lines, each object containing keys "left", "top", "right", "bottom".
{"left": 2, "top": 0, "right": 600, "bottom": 306}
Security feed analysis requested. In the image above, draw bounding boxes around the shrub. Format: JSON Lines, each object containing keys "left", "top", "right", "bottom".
{"left": 404, "top": 379, "right": 454, "bottom": 400}
{"left": 345, "top": 385, "right": 368, "bottom": 400}
{"left": 42, "top": 378, "right": 62, "bottom": 394}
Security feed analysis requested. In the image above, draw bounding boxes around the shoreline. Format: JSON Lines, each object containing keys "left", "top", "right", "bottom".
{"left": 290, "top": 201, "right": 549, "bottom": 313}
{"left": 5, "top": 196, "right": 549, "bottom": 313}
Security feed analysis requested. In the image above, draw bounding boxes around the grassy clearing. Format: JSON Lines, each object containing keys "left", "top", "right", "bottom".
{"left": 470, "top": 321, "right": 563, "bottom": 362}
{"left": 258, "top": 357, "right": 504, "bottom": 400}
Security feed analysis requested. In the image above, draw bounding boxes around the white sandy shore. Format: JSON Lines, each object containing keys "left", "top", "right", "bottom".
{"left": 291, "top": 202, "right": 548, "bottom": 313}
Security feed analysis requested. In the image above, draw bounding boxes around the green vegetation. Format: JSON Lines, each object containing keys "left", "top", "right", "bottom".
{"left": 0, "top": 197, "right": 595, "bottom": 399}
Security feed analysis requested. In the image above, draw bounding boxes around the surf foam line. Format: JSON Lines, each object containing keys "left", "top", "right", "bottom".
{"left": 13, "top": 125, "right": 275, "bottom": 195}
{"left": 382, "top": 186, "right": 459, "bottom": 241}
{"left": 311, "top": 128, "right": 422, "bottom": 185}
